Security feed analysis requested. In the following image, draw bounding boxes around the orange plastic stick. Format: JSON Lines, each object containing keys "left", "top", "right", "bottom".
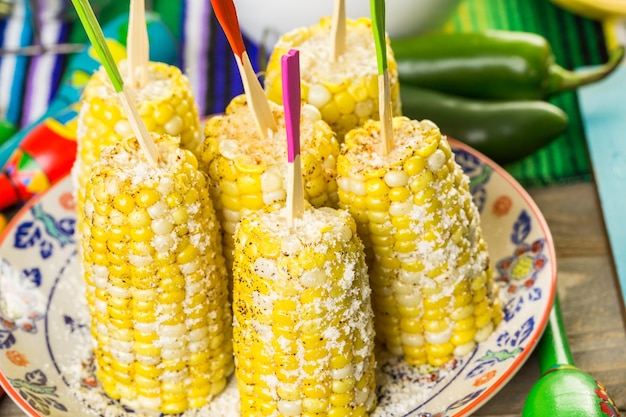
{"left": 211, "top": 0, "right": 276, "bottom": 137}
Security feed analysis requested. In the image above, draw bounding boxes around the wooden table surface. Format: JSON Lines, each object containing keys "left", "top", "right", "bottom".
{"left": 0, "top": 181, "right": 624, "bottom": 416}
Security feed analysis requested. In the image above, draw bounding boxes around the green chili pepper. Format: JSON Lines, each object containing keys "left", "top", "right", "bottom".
{"left": 392, "top": 30, "right": 624, "bottom": 100}
{"left": 400, "top": 84, "right": 568, "bottom": 164}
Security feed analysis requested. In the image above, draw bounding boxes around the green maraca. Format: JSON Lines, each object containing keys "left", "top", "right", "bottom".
{"left": 522, "top": 293, "right": 620, "bottom": 416}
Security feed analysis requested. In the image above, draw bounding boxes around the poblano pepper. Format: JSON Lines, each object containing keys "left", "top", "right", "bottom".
{"left": 392, "top": 30, "right": 624, "bottom": 100}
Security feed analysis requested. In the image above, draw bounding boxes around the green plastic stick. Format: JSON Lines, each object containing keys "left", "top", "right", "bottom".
{"left": 70, "top": 0, "right": 159, "bottom": 165}
{"left": 522, "top": 293, "right": 621, "bottom": 416}
{"left": 370, "top": 0, "right": 393, "bottom": 155}
{"left": 370, "top": 0, "right": 387, "bottom": 75}
{"left": 70, "top": 0, "right": 123, "bottom": 92}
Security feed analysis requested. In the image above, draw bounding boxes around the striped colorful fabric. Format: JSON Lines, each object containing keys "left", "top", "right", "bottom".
{"left": 0, "top": 0, "right": 35, "bottom": 127}
{"left": 19, "top": 1, "right": 71, "bottom": 126}
{"left": 0, "top": 0, "right": 609, "bottom": 186}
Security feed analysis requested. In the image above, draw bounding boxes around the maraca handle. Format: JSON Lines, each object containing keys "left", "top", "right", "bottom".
{"left": 537, "top": 293, "right": 575, "bottom": 374}
{"left": 523, "top": 293, "right": 621, "bottom": 416}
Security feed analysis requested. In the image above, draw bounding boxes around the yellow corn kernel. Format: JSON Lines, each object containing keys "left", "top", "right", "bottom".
{"left": 389, "top": 186, "right": 411, "bottom": 202}
{"left": 334, "top": 91, "right": 356, "bottom": 115}
{"left": 320, "top": 100, "right": 341, "bottom": 124}
{"left": 403, "top": 155, "right": 426, "bottom": 175}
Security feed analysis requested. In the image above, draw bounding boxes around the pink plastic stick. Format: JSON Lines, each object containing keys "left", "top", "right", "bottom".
{"left": 282, "top": 49, "right": 301, "bottom": 163}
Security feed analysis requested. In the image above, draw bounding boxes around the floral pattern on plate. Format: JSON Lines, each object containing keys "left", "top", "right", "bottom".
{"left": 0, "top": 141, "right": 556, "bottom": 417}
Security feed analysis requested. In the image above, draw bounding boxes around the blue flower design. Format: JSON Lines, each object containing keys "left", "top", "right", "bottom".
{"left": 13, "top": 204, "right": 75, "bottom": 260}
{"left": 497, "top": 317, "right": 535, "bottom": 349}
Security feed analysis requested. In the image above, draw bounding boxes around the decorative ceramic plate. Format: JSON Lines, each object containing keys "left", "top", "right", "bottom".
{"left": 0, "top": 141, "right": 556, "bottom": 417}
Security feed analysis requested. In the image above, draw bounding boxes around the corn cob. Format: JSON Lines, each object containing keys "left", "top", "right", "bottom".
{"left": 73, "top": 60, "right": 202, "bottom": 198}
{"left": 264, "top": 17, "right": 402, "bottom": 142}
{"left": 78, "top": 133, "right": 233, "bottom": 414}
{"left": 336, "top": 117, "right": 502, "bottom": 368}
{"left": 201, "top": 94, "right": 339, "bottom": 273}
{"left": 232, "top": 205, "right": 377, "bottom": 416}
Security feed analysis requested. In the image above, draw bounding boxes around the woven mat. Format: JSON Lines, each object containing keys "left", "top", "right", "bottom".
{"left": 0, "top": 0, "right": 608, "bottom": 187}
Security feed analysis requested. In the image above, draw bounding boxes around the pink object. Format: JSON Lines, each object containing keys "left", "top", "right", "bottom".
{"left": 281, "top": 49, "right": 301, "bottom": 163}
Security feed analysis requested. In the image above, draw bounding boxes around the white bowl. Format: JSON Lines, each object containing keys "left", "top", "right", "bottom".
{"left": 233, "top": 0, "right": 462, "bottom": 46}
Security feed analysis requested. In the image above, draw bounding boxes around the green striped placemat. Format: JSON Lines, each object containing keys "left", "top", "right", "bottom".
{"left": 443, "top": 0, "right": 608, "bottom": 186}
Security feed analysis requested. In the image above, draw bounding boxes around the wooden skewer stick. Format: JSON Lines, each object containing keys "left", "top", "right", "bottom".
{"left": 211, "top": 0, "right": 277, "bottom": 139}
{"left": 371, "top": 0, "right": 393, "bottom": 155}
{"left": 71, "top": 0, "right": 159, "bottom": 166}
{"left": 282, "top": 49, "right": 305, "bottom": 227}
{"left": 331, "top": 0, "right": 346, "bottom": 62}
{"left": 378, "top": 70, "right": 393, "bottom": 155}
{"left": 127, "top": 0, "right": 149, "bottom": 88}
{"left": 118, "top": 88, "right": 157, "bottom": 162}
{"left": 237, "top": 51, "right": 277, "bottom": 138}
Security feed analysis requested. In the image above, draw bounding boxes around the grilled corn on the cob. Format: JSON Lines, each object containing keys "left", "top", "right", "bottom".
{"left": 265, "top": 17, "right": 401, "bottom": 141}
{"left": 201, "top": 94, "right": 339, "bottom": 272}
{"left": 74, "top": 60, "right": 202, "bottom": 198}
{"left": 232, "top": 205, "right": 377, "bottom": 416}
{"left": 79, "top": 133, "right": 233, "bottom": 414}
{"left": 337, "top": 117, "right": 502, "bottom": 368}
